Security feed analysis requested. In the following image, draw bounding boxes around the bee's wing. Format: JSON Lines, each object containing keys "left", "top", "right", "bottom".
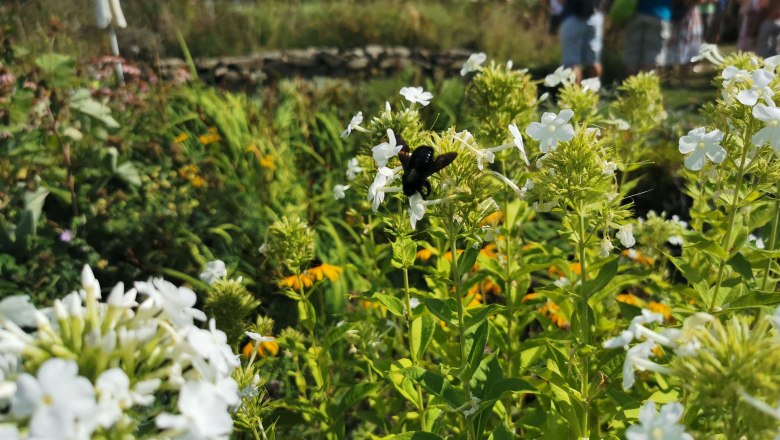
{"left": 425, "top": 152, "right": 458, "bottom": 177}
{"left": 397, "top": 134, "right": 411, "bottom": 169}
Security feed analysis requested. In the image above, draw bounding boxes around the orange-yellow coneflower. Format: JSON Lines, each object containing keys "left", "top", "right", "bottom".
{"left": 242, "top": 338, "right": 279, "bottom": 357}
{"left": 539, "top": 301, "right": 570, "bottom": 330}
{"left": 648, "top": 301, "right": 672, "bottom": 321}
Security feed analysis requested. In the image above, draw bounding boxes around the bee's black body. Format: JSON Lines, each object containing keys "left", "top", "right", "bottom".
{"left": 397, "top": 139, "right": 458, "bottom": 199}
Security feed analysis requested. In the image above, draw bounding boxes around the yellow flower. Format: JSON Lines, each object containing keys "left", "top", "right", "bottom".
{"left": 648, "top": 301, "right": 672, "bottom": 322}
{"left": 479, "top": 211, "right": 504, "bottom": 227}
{"left": 191, "top": 176, "right": 206, "bottom": 188}
{"left": 280, "top": 273, "right": 313, "bottom": 290}
{"left": 479, "top": 243, "right": 498, "bottom": 259}
{"left": 548, "top": 262, "right": 582, "bottom": 279}
{"left": 260, "top": 155, "right": 275, "bottom": 172}
{"left": 539, "top": 300, "right": 570, "bottom": 330}
{"left": 307, "top": 263, "right": 342, "bottom": 282}
{"left": 416, "top": 248, "right": 437, "bottom": 261}
{"left": 616, "top": 293, "right": 644, "bottom": 307}
{"left": 173, "top": 133, "right": 189, "bottom": 143}
{"left": 241, "top": 339, "right": 279, "bottom": 357}
{"left": 522, "top": 292, "right": 541, "bottom": 302}
{"left": 198, "top": 128, "right": 221, "bottom": 145}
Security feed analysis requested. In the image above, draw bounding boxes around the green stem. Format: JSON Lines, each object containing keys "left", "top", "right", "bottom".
{"left": 403, "top": 266, "right": 428, "bottom": 430}
{"left": 448, "top": 224, "right": 475, "bottom": 440}
{"left": 577, "top": 210, "right": 591, "bottom": 440}
{"left": 711, "top": 144, "right": 750, "bottom": 311}
{"left": 503, "top": 231, "right": 515, "bottom": 425}
{"left": 761, "top": 182, "right": 780, "bottom": 291}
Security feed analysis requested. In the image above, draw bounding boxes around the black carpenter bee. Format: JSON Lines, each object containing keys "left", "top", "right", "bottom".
{"left": 397, "top": 139, "right": 458, "bottom": 199}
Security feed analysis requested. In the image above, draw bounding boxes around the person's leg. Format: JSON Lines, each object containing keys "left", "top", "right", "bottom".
{"left": 583, "top": 11, "right": 604, "bottom": 79}
{"left": 561, "top": 16, "right": 583, "bottom": 76}
{"left": 624, "top": 14, "right": 644, "bottom": 75}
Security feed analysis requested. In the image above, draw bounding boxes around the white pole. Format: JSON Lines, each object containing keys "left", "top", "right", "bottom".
{"left": 108, "top": 26, "right": 124, "bottom": 85}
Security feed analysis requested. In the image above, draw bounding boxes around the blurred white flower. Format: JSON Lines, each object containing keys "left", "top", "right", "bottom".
{"left": 400, "top": 86, "right": 433, "bottom": 106}
{"left": 156, "top": 381, "right": 234, "bottom": 439}
{"left": 544, "top": 65, "right": 575, "bottom": 87}
{"left": 134, "top": 279, "right": 207, "bottom": 328}
{"left": 372, "top": 129, "right": 402, "bottom": 167}
{"left": 581, "top": 77, "right": 601, "bottom": 92}
{"left": 130, "top": 378, "right": 160, "bottom": 406}
{"left": 693, "top": 43, "right": 725, "bottom": 65}
{"left": 409, "top": 193, "right": 426, "bottom": 228}
{"left": 340, "top": 112, "right": 364, "bottom": 138}
{"left": 525, "top": 110, "right": 575, "bottom": 153}
{"left": 668, "top": 235, "right": 684, "bottom": 246}
{"left": 367, "top": 166, "right": 401, "bottom": 212}
{"left": 751, "top": 104, "right": 780, "bottom": 153}
{"left": 245, "top": 332, "right": 276, "bottom": 343}
{"left": 678, "top": 127, "right": 726, "bottom": 171}
{"left": 736, "top": 68, "right": 775, "bottom": 107}
{"left": 81, "top": 264, "right": 102, "bottom": 300}
{"left": 200, "top": 260, "right": 227, "bottom": 285}
{"left": 601, "top": 160, "right": 617, "bottom": 175}
{"left": 333, "top": 184, "right": 350, "bottom": 200}
{"left": 604, "top": 309, "right": 666, "bottom": 350}
{"left": 95, "top": 368, "right": 133, "bottom": 428}
{"left": 187, "top": 319, "right": 240, "bottom": 377}
{"left": 0, "top": 425, "right": 19, "bottom": 440}
{"left": 621, "top": 340, "right": 671, "bottom": 390}
{"left": 0, "top": 296, "right": 37, "bottom": 328}
{"left": 461, "top": 52, "right": 487, "bottom": 76}
{"left": 345, "top": 157, "right": 363, "bottom": 180}
{"left": 599, "top": 237, "right": 614, "bottom": 257}
{"left": 107, "top": 282, "right": 138, "bottom": 309}
{"left": 11, "top": 358, "right": 98, "bottom": 439}
{"left": 626, "top": 402, "right": 693, "bottom": 440}
{"left": 508, "top": 123, "right": 530, "bottom": 166}
{"left": 95, "top": 0, "right": 127, "bottom": 29}
{"left": 748, "top": 234, "right": 766, "bottom": 249}
{"left": 617, "top": 224, "right": 636, "bottom": 248}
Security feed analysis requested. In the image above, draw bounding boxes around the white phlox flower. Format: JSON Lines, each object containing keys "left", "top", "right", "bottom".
{"left": 200, "top": 260, "right": 227, "bottom": 285}
{"left": 333, "top": 184, "right": 350, "bottom": 200}
{"left": 508, "top": 123, "right": 530, "bottom": 166}
{"left": 367, "top": 166, "right": 402, "bottom": 212}
{"left": 95, "top": 368, "right": 133, "bottom": 428}
{"left": 604, "top": 309, "right": 667, "bottom": 350}
{"left": 737, "top": 68, "right": 775, "bottom": 107}
{"left": 601, "top": 160, "right": 617, "bottom": 176}
{"left": 525, "top": 109, "right": 575, "bottom": 153}
{"left": 609, "top": 118, "right": 631, "bottom": 131}
{"left": 751, "top": 104, "right": 780, "bottom": 153}
{"left": 765, "top": 54, "right": 780, "bottom": 71}
{"left": 453, "top": 131, "right": 495, "bottom": 170}
{"left": 599, "top": 237, "right": 614, "bottom": 257}
{"left": 340, "top": 111, "right": 365, "bottom": 138}
{"left": 581, "top": 77, "right": 601, "bottom": 92}
{"left": 748, "top": 233, "right": 766, "bottom": 249}
{"left": 95, "top": 0, "right": 127, "bottom": 29}
{"left": 461, "top": 52, "right": 487, "bottom": 76}
{"left": 106, "top": 282, "right": 138, "bottom": 309}
{"left": 692, "top": 43, "right": 725, "bottom": 65}
{"left": 80, "top": 264, "right": 102, "bottom": 300}
{"left": 626, "top": 402, "right": 694, "bottom": 440}
{"left": 408, "top": 193, "right": 452, "bottom": 229}
{"left": 544, "top": 66, "right": 575, "bottom": 87}
{"left": 156, "top": 381, "right": 234, "bottom": 439}
{"left": 134, "top": 278, "right": 207, "bottom": 329}
{"left": 616, "top": 224, "right": 636, "bottom": 248}
{"left": 622, "top": 340, "right": 671, "bottom": 390}
{"left": 0, "top": 296, "right": 37, "bottom": 328}
{"left": 668, "top": 235, "right": 684, "bottom": 246}
{"left": 400, "top": 86, "right": 433, "bottom": 106}
{"left": 346, "top": 157, "right": 364, "bottom": 180}
{"left": 678, "top": 127, "right": 726, "bottom": 171}
{"left": 11, "top": 358, "right": 98, "bottom": 439}
{"left": 186, "top": 319, "right": 241, "bottom": 378}
{"left": 372, "top": 129, "right": 402, "bottom": 167}
{"left": 721, "top": 66, "right": 750, "bottom": 104}
{"left": 245, "top": 332, "right": 276, "bottom": 343}
{"left": 659, "top": 313, "right": 714, "bottom": 356}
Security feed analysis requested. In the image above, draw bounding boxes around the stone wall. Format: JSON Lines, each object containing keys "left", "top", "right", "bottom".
{"left": 158, "top": 46, "right": 473, "bottom": 89}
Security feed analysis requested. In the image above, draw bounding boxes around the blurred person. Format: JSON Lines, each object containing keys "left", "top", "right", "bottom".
{"left": 560, "top": 0, "right": 605, "bottom": 81}
{"left": 756, "top": 0, "right": 780, "bottom": 56}
{"left": 623, "top": 0, "right": 673, "bottom": 74}
{"left": 662, "top": 0, "right": 703, "bottom": 84}
{"left": 736, "top": 0, "right": 767, "bottom": 51}
{"left": 699, "top": 0, "right": 717, "bottom": 40}
{"left": 546, "top": 0, "right": 566, "bottom": 35}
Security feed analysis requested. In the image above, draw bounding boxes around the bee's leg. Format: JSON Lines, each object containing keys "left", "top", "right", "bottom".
{"left": 422, "top": 181, "right": 431, "bottom": 200}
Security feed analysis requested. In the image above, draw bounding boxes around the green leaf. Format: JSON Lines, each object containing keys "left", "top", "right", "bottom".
{"left": 327, "top": 382, "right": 381, "bottom": 420}
{"left": 724, "top": 291, "right": 780, "bottom": 309}
{"left": 411, "top": 314, "right": 436, "bottom": 360}
{"left": 727, "top": 252, "right": 754, "bottom": 280}
{"left": 116, "top": 162, "right": 142, "bottom": 186}
{"left": 465, "top": 320, "right": 489, "bottom": 382}
{"left": 373, "top": 293, "right": 405, "bottom": 317}
{"left": 23, "top": 187, "right": 49, "bottom": 228}
{"left": 392, "top": 238, "right": 417, "bottom": 269}
{"left": 388, "top": 358, "right": 421, "bottom": 406}
{"left": 457, "top": 246, "right": 480, "bottom": 277}
{"left": 400, "top": 367, "right": 467, "bottom": 409}
{"left": 686, "top": 237, "right": 728, "bottom": 260}
{"left": 584, "top": 257, "right": 618, "bottom": 296}
{"left": 464, "top": 303, "right": 504, "bottom": 332}
{"left": 489, "top": 422, "right": 514, "bottom": 440}
{"left": 69, "top": 88, "right": 120, "bottom": 129}
{"left": 422, "top": 297, "right": 458, "bottom": 328}
{"left": 379, "top": 432, "right": 442, "bottom": 440}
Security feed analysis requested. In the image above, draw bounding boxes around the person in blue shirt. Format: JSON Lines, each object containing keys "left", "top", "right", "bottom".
{"left": 623, "top": 0, "right": 673, "bottom": 74}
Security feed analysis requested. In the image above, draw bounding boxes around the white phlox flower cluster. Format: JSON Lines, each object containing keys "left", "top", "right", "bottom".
{"left": 678, "top": 127, "right": 726, "bottom": 171}
{"left": 200, "top": 260, "right": 227, "bottom": 285}
{"left": 544, "top": 66, "right": 576, "bottom": 88}
{"left": 400, "top": 86, "right": 433, "bottom": 106}
{"left": 525, "top": 109, "right": 575, "bottom": 153}
{"left": 625, "top": 401, "right": 694, "bottom": 440}
{"left": 605, "top": 311, "right": 714, "bottom": 390}
{"left": 0, "top": 265, "right": 240, "bottom": 439}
